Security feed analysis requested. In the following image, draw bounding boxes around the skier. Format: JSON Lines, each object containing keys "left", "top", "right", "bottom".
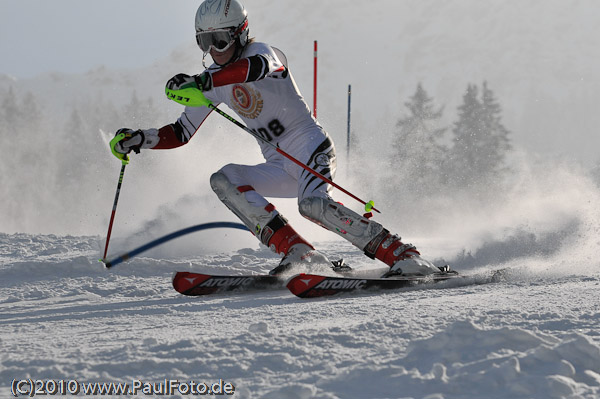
{"left": 110, "top": 0, "right": 442, "bottom": 277}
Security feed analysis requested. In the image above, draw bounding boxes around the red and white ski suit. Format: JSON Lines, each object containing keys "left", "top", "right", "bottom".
{"left": 149, "top": 41, "right": 335, "bottom": 210}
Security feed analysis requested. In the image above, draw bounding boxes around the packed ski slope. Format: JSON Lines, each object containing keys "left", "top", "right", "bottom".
{"left": 1, "top": 223, "right": 599, "bottom": 398}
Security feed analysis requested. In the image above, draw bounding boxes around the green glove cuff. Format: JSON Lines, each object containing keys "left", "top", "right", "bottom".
{"left": 110, "top": 132, "right": 129, "bottom": 165}
{"left": 197, "top": 72, "right": 213, "bottom": 91}
{"left": 165, "top": 86, "right": 213, "bottom": 108}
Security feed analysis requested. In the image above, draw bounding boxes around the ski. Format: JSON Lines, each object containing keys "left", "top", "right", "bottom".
{"left": 172, "top": 260, "right": 358, "bottom": 297}
{"left": 173, "top": 267, "right": 503, "bottom": 299}
{"left": 172, "top": 272, "right": 283, "bottom": 296}
{"left": 286, "top": 272, "right": 461, "bottom": 298}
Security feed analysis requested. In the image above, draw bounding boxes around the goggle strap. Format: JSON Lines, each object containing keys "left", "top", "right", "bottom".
{"left": 233, "top": 19, "right": 248, "bottom": 37}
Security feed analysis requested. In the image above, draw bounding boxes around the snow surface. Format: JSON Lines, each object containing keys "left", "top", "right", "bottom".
{"left": 1, "top": 229, "right": 599, "bottom": 398}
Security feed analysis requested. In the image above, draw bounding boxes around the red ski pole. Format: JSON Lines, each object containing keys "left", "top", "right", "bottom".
{"left": 102, "top": 162, "right": 126, "bottom": 260}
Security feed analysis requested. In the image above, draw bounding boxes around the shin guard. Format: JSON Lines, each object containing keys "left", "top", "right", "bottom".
{"left": 299, "top": 196, "right": 419, "bottom": 267}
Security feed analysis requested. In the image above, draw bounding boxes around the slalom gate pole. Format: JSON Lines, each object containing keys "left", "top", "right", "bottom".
{"left": 102, "top": 222, "right": 248, "bottom": 268}
{"left": 313, "top": 40, "right": 318, "bottom": 118}
{"left": 102, "top": 162, "right": 127, "bottom": 260}
{"left": 347, "top": 84, "right": 352, "bottom": 169}
{"left": 206, "top": 103, "right": 380, "bottom": 213}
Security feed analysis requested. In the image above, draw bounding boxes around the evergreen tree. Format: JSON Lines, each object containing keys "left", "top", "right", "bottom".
{"left": 480, "top": 82, "right": 511, "bottom": 176}
{"left": 389, "top": 83, "right": 447, "bottom": 189}
{"left": 447, "top": 84, "right": 481, "bottom": 187}
{"left": 448, "top": 82, "right": 511, "bottom": 190}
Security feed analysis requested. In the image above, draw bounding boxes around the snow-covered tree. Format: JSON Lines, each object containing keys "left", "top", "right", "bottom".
{"left": 447, "top": 82, "right": 511, "bottom": 190}
{"left": 480, "top": 82, "right": 511, "bottom": 175}
{"left": 389, "top": 83, "right": 448, "bottom": 190}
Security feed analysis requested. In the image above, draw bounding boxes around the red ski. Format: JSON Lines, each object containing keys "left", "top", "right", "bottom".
{"left": 173, "top": 272, "right": 283, "bottom": 296}
{"left": 286, "top": 272, "right": 460, "bottom": 298}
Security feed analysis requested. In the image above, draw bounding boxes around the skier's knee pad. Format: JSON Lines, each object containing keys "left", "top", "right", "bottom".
{"left": 210, "top": 171, "right": 233, "bottom": 198}
{"left": 210, "top": 170, "right": 276, "bottom": 235}
{"left": 298, "top": 196, "right": 325, "bottom": 221}
{"left": 299, "top": 196, "right": 385, "bottom": 249}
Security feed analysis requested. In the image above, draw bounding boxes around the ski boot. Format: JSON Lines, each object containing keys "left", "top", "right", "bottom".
{"left": 259, "top": 213, "right": 330, "bottom": 276}
{"left": 269, "top": 243, "right": 332, "bottom": 276}
{"left": 362, "top": 231, "right": 439, "bottom": 277}
{"left": 380, "top": 254, "right": 440, "bottom": 278}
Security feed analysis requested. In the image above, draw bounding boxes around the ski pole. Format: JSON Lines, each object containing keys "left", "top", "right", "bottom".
{"left": 102, "top": 162, "right": 126, "bottom": 260}
{"left": 206, "top": 103, "right": 380, "bottom": 213}
{"left": 102, "top": 133, "right": 131, "bottom": 260}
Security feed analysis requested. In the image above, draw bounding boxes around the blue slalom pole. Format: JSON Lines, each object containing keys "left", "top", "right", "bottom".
{"left": 102, "top": 222, "right": 249, "bottom": 268}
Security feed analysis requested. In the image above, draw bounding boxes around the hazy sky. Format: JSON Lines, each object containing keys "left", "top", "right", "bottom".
{"left": 2, "top": 0, "right": 599, "bottom": 168}
{"left": 0, "top": 0, "right": 198, "bottom": 78}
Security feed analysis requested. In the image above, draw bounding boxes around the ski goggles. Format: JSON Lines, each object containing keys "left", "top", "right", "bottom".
{"left": 196, "top": 29, "right": 236, "bottom": 53}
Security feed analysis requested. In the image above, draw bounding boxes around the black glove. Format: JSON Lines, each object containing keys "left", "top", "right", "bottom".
{"left": 196, "top": 72, "right": 212, "bottom": 91}
{"left": 166, "top": 72, "right": 212, "bottom": 92}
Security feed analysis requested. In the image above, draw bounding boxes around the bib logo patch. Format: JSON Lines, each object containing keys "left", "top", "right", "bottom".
{"left": 231, "top": 84, "right": 263, "bottom": 119}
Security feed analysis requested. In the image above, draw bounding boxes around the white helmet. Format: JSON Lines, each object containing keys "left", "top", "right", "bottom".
{"left": 195, "top": 0, "right": 249, "bottom": 53}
